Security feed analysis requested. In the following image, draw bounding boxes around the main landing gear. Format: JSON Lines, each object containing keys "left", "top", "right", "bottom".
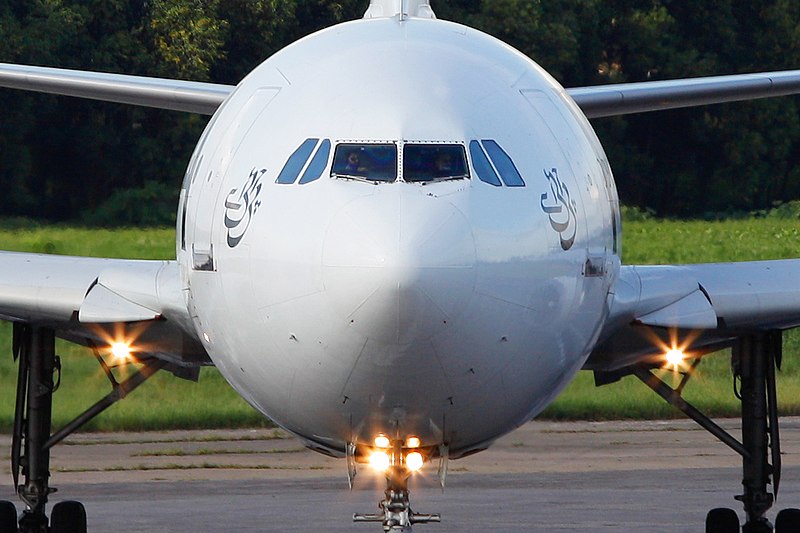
{"left": 1, "top": 324, "right": 163, "bottom": 533}
{"left": 630, "top": 330, "right": 800, "bottom": 532}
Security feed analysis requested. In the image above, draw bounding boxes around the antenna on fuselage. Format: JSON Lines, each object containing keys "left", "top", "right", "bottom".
{"left": 363, "top": 0, "right": 436, "bottom": 20}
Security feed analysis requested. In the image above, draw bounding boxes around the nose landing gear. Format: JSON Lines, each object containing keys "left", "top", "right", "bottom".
{"left": 354, "top": 462, "right": 440, "bottom": 532}
{"left": 353, "top": 435, "right": 440, "bottom": 531}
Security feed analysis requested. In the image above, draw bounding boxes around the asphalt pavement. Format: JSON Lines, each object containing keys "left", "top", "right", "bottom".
{"left": 2, "top": 418, "right": 800, "bottom": 531}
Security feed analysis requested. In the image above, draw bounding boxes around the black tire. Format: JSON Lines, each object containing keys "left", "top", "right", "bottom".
{"left": 0, "top": 501, "right": 16, "bottom": 533}
{"left": 706, "top": 507, "right": 740, "bottom": 533}
{"left": 50, "top": 500, "right": 87, "bottom": 533}
{"left": 777, "top": 508, "right": 800, "bottom": 533}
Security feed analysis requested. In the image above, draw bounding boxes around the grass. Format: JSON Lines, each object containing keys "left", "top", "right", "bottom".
{"left": 0, "top": 218, "right": 798, "bottom": 430}
{"left": 0, "top": 225, "right": 176, "bottom": 259}
{"left": 621, "top": 218, "right": 800, "bottom": 264}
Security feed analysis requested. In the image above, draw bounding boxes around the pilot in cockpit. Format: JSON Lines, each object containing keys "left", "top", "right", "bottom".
{"left": 434, "top": 152, "right": 453, "bottom": 177}
{"left": 344, "top": 151, "right": 360, "bottom": 172}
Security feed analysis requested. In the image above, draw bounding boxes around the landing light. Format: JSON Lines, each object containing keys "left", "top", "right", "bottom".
{"left": 665, "top": 348, "right": 685, "bottom": 367}
{"left": 406, "top": 436, "right": 421, "bottom": 448}
{"left": 374, "top": 434, "right": 391, "bottom": 448}
{"left": 369, "top": 451, "right": 391, "bottom": 472}
{"left": 110, "top": 342, "right": 133, "bottom": 362}
{"left": 405, "top": 451, "right": 424, "bottom": 471}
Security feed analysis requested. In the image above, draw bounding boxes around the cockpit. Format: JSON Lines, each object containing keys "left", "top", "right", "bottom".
{"left": 274, "top": 139, "right": 525, "bottom": 187}
{"left": 331, "top": 142, "right": 469, "bottom": 184}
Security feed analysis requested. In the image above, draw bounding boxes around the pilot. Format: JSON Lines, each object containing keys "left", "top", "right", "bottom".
{"left": 434, "top": 152, "right": 453, "bottom": 176}
{"left": 344, "top": 151, "right": 361, "bottom": 173}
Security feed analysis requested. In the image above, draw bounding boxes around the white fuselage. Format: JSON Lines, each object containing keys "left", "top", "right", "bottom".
{"left": 178, "top": 16, "right": 620, "bottom": 458}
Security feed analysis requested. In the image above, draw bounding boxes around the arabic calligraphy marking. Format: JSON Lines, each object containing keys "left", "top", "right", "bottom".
{"left": 540, "top": 168, "right": 577, "bottom": 251}
{"left": 224, "top": 167, "right": 266, "bottom": 248}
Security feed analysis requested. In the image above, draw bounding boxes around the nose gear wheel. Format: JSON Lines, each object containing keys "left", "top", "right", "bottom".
{"left": 353, "top": 465, "right": 440, "bottom": 532}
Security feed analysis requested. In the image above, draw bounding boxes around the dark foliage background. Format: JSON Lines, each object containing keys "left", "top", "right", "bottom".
{"left": 1, "top": 0, "right": 799, "bottom": 225}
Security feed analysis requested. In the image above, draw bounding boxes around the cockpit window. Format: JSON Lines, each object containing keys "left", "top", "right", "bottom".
{"left": 298, "top": 139, "right": 331, "bottom": 184}
{"left": 331, "top": 143, "right": 397, "bottom": 182}
{"left": 468, "top": 141, "right": 502, "bottom": 187}
{"left": 403, "top": 144, "right": 469, "bottom": 182}
{"left": 276, "top": 138, "right": 318, "bottom": 184}
{"left": 481, "top": 140, "right": 525, "bottom": 187}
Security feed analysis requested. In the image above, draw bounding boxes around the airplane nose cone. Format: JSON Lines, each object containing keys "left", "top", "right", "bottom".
{"left": 323, "top": 190, "right": 476, "bottom": 344}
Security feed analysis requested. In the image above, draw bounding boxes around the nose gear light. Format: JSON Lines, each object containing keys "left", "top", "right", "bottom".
{"left": 374, "top": 434, "right": 391, "bottom": 448}
{"left": 355, "top": 434, "right": 439, "bottom": 528}
{"left": 368, "top": 451, "right": 391, "bottom": 472}
{"left": 405, "top": 451, "right": 424, "bottom": 471}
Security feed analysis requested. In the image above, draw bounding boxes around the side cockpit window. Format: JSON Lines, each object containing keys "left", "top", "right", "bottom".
{"left": 469, "top": 141, "right": 501, "bottom": 187}
{"left": 276, "top": 138, "right": 331, "bottom": 185}
{"left": 403, "top": 144, "right": 469, "bottom": 183}
{"left": 481, "top": 140, "right": 525, "bottom": 187}
{"left": 299, "top": 139, "right": 330, "bottom": 184}
{"left": 469, "top": 140, "right": 526, "bottom": 187}
{"left": 331, "top": 143, "right": 397, "bottom": 182}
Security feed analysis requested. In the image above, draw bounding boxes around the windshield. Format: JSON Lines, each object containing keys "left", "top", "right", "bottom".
{"left": 331, "top": 143, "right": 397, "bottom": 182}
{"left": 403, "top": 144, "right": 469, "bottom": 182}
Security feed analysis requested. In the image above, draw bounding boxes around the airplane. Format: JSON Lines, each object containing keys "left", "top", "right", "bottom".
{"left": 1, "top": 0, "right": 800, "bottom": 531}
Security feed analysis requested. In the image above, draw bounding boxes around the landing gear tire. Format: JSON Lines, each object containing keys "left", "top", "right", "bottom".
{"left": 776, "top": 508, "right": 800, "bottom": 533}
{"left": 706, "top": 507, "right": 740, "bottom": 533}
{"left": 50, "top": 500, "right": 87, "bottom": 533}
{"left": 0, "top": 501, "right": 17, "bottom": 533}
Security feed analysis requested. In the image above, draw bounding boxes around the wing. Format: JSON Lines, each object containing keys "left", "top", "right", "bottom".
{"left": 0, "top": 251, "right": 210, "bottom": 379}
{"left": 586, "top": 259, "right": 800, "bottom": 375}
{"left": 568, "top": 70, "right": 800, "bottom": 118}
{"left": 4, "top": 63, "right": 800, "bottom": 118}
{"left": 0, "top": 63, "right": 233, "bottom": 114}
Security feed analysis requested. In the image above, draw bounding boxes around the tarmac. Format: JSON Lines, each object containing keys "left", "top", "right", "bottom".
{"left": 2, "top": 418, "right": 800, "bottom": 531}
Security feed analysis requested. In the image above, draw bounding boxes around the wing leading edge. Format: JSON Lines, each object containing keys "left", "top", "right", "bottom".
{"left": 0, "top": 63, "right": 233, "bottom": 114}
{"left": 568, "top": 70, "right": 800, "bottom": 118}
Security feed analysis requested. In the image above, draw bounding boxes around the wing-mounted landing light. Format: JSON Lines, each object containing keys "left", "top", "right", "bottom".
{"left": 89, "top": 321, "right": 160, "bottom": 378}
{"left": 110, "top": 342, "right": 133, "bottom": 363}
{"left": 637, "top": 326, "right": 704, "bottom": 373}
{"left": 665, "top": 348, "right": 685, "bottom": 369}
